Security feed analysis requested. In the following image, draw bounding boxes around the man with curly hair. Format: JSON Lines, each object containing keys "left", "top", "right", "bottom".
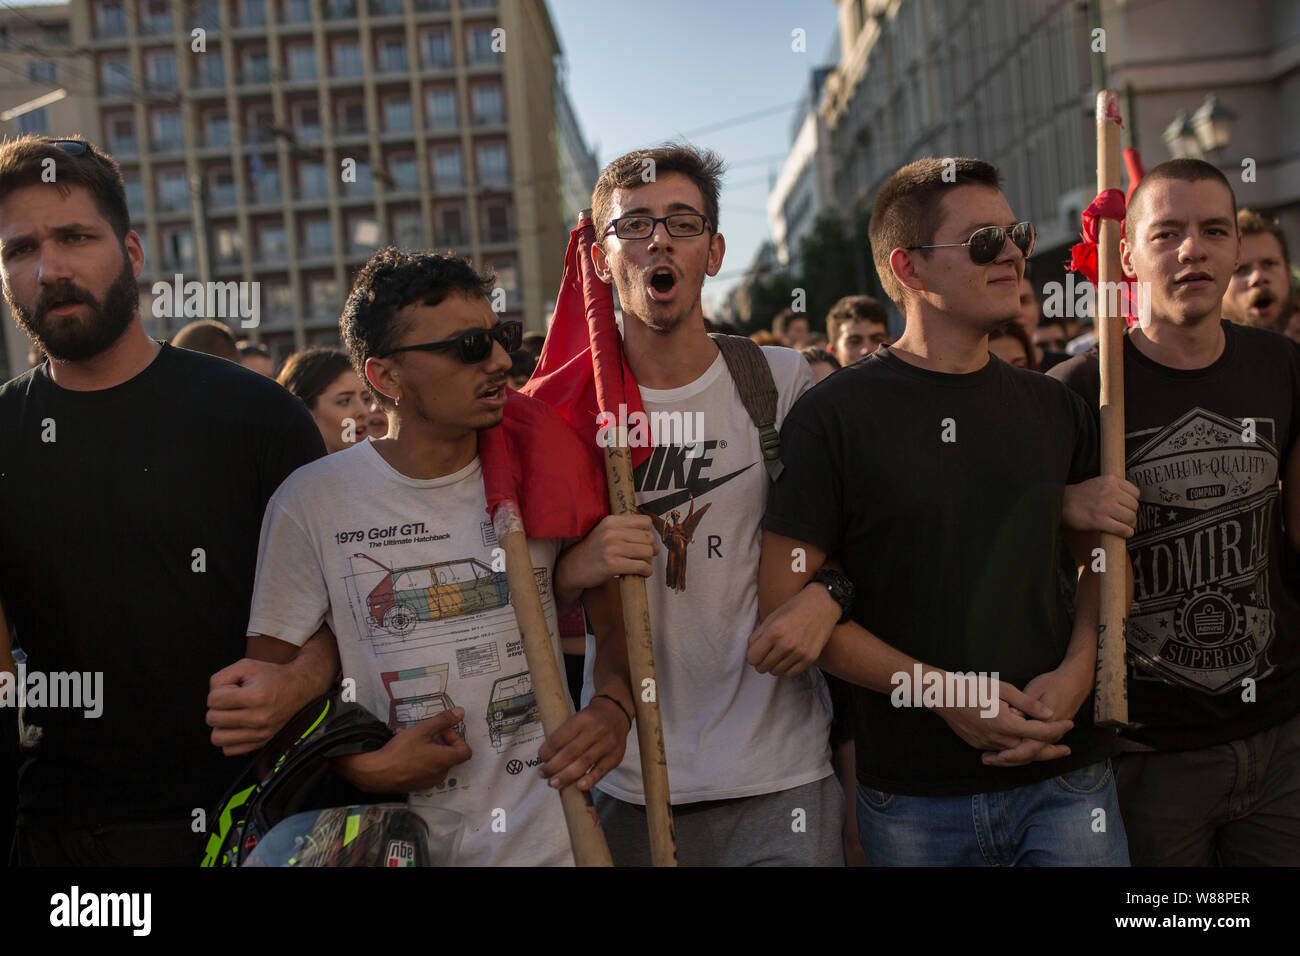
{"left": 237, "top": 248, "right": 653, "bottom": 864}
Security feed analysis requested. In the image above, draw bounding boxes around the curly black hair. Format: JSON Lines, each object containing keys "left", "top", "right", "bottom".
{"left": 339, "top": 247, "right": 495, "bottom": 406}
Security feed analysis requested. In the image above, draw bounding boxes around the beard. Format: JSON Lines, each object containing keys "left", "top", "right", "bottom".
{"left": 5, "top": 250, "right": 139, "bottom": 362}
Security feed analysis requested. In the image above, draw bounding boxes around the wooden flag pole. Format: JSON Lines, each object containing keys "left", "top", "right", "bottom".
{"left": 576, "top": 210, "right": 677, "bottom": 866}
{"left": 492, "top": 500, "right": 614, "bottom": 866}
{"left": 1094, "top": 88, "right": 1129, "bottom": 728}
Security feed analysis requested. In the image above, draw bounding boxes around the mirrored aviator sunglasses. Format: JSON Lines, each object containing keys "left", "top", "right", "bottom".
{"left": 968, "top": 221, "right": 1035, "bottom": 265}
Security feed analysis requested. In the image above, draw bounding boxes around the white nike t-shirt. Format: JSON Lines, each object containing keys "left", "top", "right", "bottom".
{"left": 587, "top": 345, "right": 834, "bottom": 805}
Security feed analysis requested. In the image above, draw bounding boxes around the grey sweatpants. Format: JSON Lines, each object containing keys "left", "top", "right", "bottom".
{"left": 593, "top": 773, "right": 844, "bottom": 867}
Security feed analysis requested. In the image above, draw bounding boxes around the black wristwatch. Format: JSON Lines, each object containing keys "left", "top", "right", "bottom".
{"left": 810, "top": 569, "right": 855, "bottom": 624}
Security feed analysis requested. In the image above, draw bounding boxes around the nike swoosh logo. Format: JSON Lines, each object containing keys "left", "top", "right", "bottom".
{"left": 637, "top": 463, "right": 755, "bottom": 516}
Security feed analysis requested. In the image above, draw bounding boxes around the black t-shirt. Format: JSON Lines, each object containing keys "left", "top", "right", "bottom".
{"left": 1051, "top": 321, "right": 1300, "bottom": 751}
{"left": 765, "top": 347, "right": 1116, "bottom": 796}
{"left": 0, "top": 344, "right": 325, "bottom": 828}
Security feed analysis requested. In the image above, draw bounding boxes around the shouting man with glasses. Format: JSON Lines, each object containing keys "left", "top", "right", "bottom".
{"left": 238, "top": 248, "right": 650, "bottom": 865}
{"left": 0, "top": 136, "right": 333, "bottom": 865}
{"left": 754, "top": 157, "right": 1132, "bottom": 865}
{"left": 580, "top": 144, "right": 841, "bottom": 866}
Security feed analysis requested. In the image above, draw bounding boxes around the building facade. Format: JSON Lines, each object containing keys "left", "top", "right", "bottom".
{"left": 2, "top": 0, "right": 590, "bottom": 376}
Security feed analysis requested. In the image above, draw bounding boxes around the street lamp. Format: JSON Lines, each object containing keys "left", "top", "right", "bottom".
{"left": 1191, "top": 93, "right": 1237, "bottom": 157}
{"left": 1162, "top": 110, "right": 1201, "bottom": 159}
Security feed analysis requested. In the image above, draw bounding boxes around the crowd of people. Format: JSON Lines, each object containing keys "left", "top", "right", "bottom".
{"left": 0, "top": 131, "right": 1298, "bottom": 868}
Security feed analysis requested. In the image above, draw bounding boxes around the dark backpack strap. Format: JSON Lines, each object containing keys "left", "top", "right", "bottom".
{"left": 708, "top": 333, "right": 783, "bottom": 480}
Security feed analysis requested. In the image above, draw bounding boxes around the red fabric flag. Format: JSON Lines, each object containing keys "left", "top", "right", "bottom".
{"left": 521, "top": 220, "right": 652, "bottom": 470}
{"left": 478, "top": 388, "right": 606, "bottom": 540}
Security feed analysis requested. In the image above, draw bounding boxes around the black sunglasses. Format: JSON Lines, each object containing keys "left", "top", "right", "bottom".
{"left": 376, "top": 320, "right": 522, "bottom": 364}
{"left": 907, "top": 221, "right": 1036, "bottom": 266}
{"left": 50, "top": 139, "right": 95, "bottom": 157}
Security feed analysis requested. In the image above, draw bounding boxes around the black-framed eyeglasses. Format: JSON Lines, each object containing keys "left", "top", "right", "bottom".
{"left": 605, "top": 213, "right": 710, "bottom": 240}
{"left": 907, "top": 221, "right": 1036, "bottom": 265}
{"left": 376, "top": 320, "right": 521, "bottom": 364}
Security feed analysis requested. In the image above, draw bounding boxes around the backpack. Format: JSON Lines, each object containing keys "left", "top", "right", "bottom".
{"left": 200, "top": 691, "right": 400, "bottom": 867}
{"left": 709, "top": 333, "right": 784, "bottom": 480}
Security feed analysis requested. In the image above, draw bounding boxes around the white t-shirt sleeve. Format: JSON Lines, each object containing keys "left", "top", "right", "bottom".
{"left": 762, "top": 345, "right": 816, "bottom": 427}
{"left": 246, "top": 491, "right": 330, "bottom": 648}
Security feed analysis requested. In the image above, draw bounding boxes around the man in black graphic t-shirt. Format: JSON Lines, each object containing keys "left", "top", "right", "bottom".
{"left": 757, "top": 157, "right": 1130, "bottom": 866}
{"left": 0, "top": 136, "right": 332, "bottom": 865}
{"left": 1053, "top": 159, "right": 1300, "bottom": 865}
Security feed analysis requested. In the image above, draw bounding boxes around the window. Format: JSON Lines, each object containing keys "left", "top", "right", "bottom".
{"left": 100, "top": 56, "right": 131, "bottom": 94}
{"left": 251, "top": 160, "right": 280, "bottom": 203}
{"left": 96, "top": 1, "right": 126, "bottom": 38}
{"left": 210, "top": 168, "right": 237, "bottom": 207}
{"left": 426, "top": 88, "right": 457, "bottom": 129}
{"left": 467, "top": 27, "right": 497, "bottom": 64}
{"left": 106, "top": 115, "right": 137, "bottom": 154}
{"left": 214, "top": 226, "right": 242, "bottom": 264}
{"left": 392, "top": 209, "right": 423, "bottom": 248}
{"left": 337, "top": 99, "right": 366, "bottom": 135}
{"left": 28, "top": 60, "right": 57, "bottom": 85}
{"left": 304, "top": 219, "right": 333, "bottom": 254}
{"left": 348, "top": 216, "right": 379, "bottom": 253}
{"left": 17, "top": 108, "right": 48, "bottom": 136}
{"left": 243, "top": 50, "right": 271, "bottom": 84}
{"left": 146, "top": 52, "right": 178, "bottom": 91}
{"left": 345, "top": 160, "right": 373, "bottom": 196}
{"left": 197, "top": 53, "right": 225, "bottom": 87}
{"left": 241, "top": 0, "right": 267, "bottom": 26}
{"left": 433, "top": 147, "right": 462, "bottom": 188}
{"left": 437, "top": 204, "right": 465, "bottom": 246}
{"left": 333, "top": 40, "right": 362, "bottom": 77}
{"left": 369, "top": 0, "right": 402, "bottom": 15}
{"left": 413, "top": 0, "right": 449, "bottom": 10}
{"left": 421, "top": 32, "right": 452, "bottom": 69}
{"left": 476, "top": 143, "right": 507, "bottom": 186}
{"left": 123, "top": 177, "right": 143, "bottom": 212}
{"left": 383, "top": 98, "right": 412, "bottom": 133}
{"left": 323, "top": 0, "right": 357, "bottom": 17}
{"left": 294, "top": 103, "right": 322, "bottom": 141}
{"left": 158, "top": 171, "right": 190, "bottom": 211}
{"left": 283, "top": 0, "right": 312, "bottom": 23}
{"left": 264, "top": 282, "right": 293, "bottom": 323}
{"left": 195, "top": 1, "right": 220, "bottom": 27}
{"left": 141, "top": 0, "right": 172, "bottom": 34}
{"left": 260, "top": 224, "right": 287, "bottom": 260}
{"left": 205, "top": 114, "right": 231, "bottom": 147}
{"left": 298, "top": 161, "right": 327, "bottom": 199}
{"left": 162, "top": 228, "right": 196, "bottom": 269}
{"left": 378, "top": 38, "right": 407, "bottom": 72}
{"left": 481, "top": 200, "right": 512, "bottom": 243}
{"left": 391, "top": 155, "right": 417, "bottom": 190}
{"left": 151, "top": 111, "right": 183, "bottom": 150}
{"left": 471, "top": 85, "right": 502, "bottom": 125}
{"left": 288, "top": 44, "right": 317, "bottom": 80}
{"left": 308, "top": 276, "right": 339, "bottom": 320}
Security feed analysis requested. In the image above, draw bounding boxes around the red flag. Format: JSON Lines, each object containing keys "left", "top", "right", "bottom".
{"left": 478, "top": 388, "right": 606, "bottom": 540}
{"left": 521, "top": 220, "right": 652, "bottom": 470}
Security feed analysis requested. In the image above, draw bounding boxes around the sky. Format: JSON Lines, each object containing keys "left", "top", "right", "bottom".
{"left": 547, "top": 0, "right": 841, "bottom": 311}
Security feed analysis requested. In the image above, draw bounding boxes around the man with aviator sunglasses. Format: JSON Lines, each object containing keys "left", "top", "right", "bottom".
{"left": 758, "top": 157, "right": 1132, "bottom": 866}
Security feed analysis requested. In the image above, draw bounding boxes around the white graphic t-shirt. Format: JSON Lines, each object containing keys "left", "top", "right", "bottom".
{"left": 247, "top": 441, "right": 571, "bottom": 866}
{"left": 587, "top": 345, "right": 834, "bottom": 804}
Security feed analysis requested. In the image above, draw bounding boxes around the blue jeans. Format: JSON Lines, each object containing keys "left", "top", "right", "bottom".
{"left": 855, "top": 760, "right": 1130, "bottom": 866}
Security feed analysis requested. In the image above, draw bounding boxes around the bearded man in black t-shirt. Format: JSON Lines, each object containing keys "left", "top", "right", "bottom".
{"left": 1052, "top": 159, "right": 1300, "bottom": 866}
{"left": 0, "top": 136, "right": 337, "bottom": 865}
{"left": 752, "top": 157, "right": 1132, "bottom": 866}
